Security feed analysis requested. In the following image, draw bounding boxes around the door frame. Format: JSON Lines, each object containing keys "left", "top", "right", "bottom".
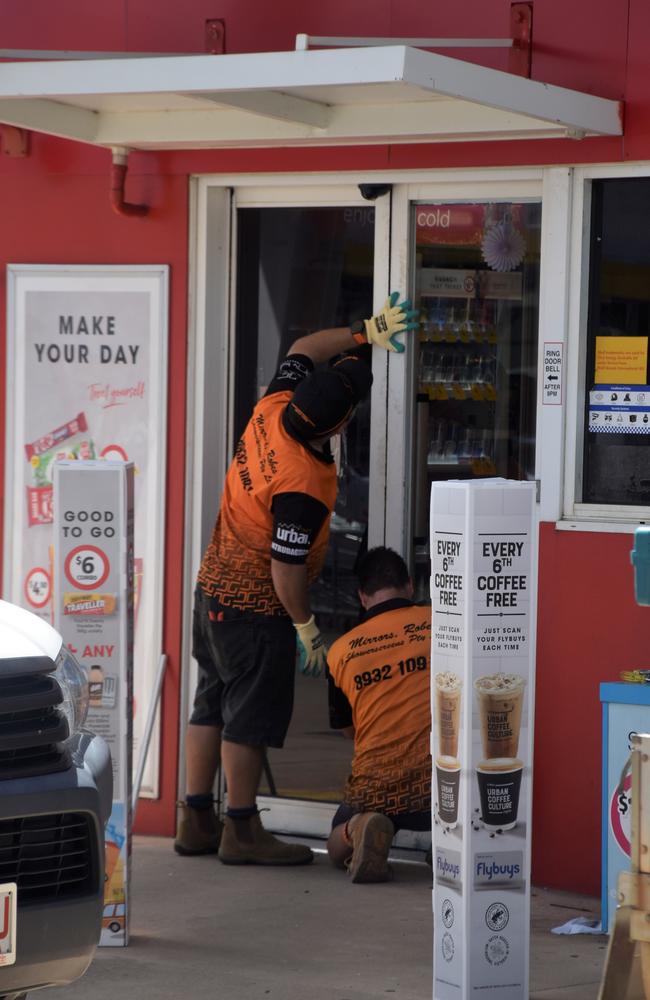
{"left": 229, "top": 183, "right": 392, "bottom": 555}
{"left": 183, "top": 167, "right": 557, "bottom": 844}
{"left": 384, "top": 173, "right": 555, "bottom": 562}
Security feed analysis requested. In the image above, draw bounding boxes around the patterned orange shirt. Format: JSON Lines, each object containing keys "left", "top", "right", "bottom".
{"left": 327, "top": 599, "right": 432, "bottom": 816}
{"left": 197, "top": 386, "right": 338, "bottom": 615}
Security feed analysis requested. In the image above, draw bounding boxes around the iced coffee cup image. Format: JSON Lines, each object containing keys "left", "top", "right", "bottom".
{"left": 434, "top": 671, "right": 462, "bottom": 758}
{"left": 474, "top": 672, "right": 526, "bottom": 760}
{"left": 436, "top": 756, "right": 461, "bottom": 829}
{"left": 476, "top": 758, "right": 523, "bottom": 831}
{"left": 88, "top": 664, "right": 104, "bottom": 709}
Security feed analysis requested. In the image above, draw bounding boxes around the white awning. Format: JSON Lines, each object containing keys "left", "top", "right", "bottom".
{"left": 0, "top": 45, "right": 623, "bottom": 151}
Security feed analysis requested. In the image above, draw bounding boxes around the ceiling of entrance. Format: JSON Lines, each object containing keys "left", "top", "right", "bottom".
{"left": 0, "top": 46, "right": 623, "bottom": 151}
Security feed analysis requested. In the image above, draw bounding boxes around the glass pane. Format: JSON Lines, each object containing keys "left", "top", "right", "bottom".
{"left": 234, "top": 205, "right": 375, "bottom": 801}
{"left": 411, "top": 202, "right": 541, "bottom": 598}
{"left": 583, "top": 179, "right": 650, "bottom": 505}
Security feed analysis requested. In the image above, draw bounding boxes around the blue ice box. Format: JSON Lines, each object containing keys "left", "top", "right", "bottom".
{"left": 631, "top": 526, "right": 650, "bottom": 606}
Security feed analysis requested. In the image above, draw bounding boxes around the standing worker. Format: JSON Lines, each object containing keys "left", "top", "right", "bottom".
{"left": 175, "top": 294, "right": 419, "bottom": 866}
{"left": 326, "top": 546, "right": 432, "bottom": 883}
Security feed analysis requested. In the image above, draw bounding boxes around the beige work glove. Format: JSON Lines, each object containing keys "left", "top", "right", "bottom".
{"left": 294, "top": 615, "right": 327, "bottom": 678}
{"left": 364, "top": 292, "right": 419, "bottom": 353}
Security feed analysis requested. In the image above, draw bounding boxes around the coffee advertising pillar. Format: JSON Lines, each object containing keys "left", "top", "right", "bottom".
{"left": 430, "top": 479, "right": 537, "bottom": 1000}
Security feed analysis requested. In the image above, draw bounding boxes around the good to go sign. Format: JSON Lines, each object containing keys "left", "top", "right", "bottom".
{"left": 54, "top": 461, "right": 134, "bottom": 948}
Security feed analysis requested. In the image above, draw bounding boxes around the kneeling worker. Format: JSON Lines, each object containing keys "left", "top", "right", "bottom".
{"left": 327, "top": 547, "right": 431, "bottom": 882}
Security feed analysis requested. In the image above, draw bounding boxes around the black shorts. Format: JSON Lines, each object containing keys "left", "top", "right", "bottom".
{"left": 190, "top": 587, "right": 297, "bottom": 748}
{"left": 331, "top": 802, "right": 432, "bottom": 833}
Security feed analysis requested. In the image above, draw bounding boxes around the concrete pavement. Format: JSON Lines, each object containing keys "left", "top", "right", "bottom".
{"left": 41, "top": 835, "right": 632, "bottom": 1000}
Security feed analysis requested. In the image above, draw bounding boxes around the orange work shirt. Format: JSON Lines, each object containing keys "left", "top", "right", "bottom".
{"left": 197, "top": 387, "right": 337, "bottom": 615}
{"left": 327, "top": 599, "right": 432, "bottom": 816}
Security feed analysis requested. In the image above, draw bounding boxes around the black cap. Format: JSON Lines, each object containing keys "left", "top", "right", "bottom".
{"left": 285, "top": 356, "right": 373, "bottom": 441}
{"left": 330, "top": 351, "right": 374, "bottom": 400}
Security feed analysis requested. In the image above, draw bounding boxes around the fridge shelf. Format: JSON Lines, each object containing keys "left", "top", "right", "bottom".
{"left": 427, "top": 458, "right": 497, "bottom": 476}
{"left": 419, "top": 383, "right": 497, "bottom": 402}
{"left": 419, "top": 330, "right": 498, "bottom": 345}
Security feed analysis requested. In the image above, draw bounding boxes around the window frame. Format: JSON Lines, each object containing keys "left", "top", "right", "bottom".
{"left": 561, "top": 163, "right": 650, "bottom": 533}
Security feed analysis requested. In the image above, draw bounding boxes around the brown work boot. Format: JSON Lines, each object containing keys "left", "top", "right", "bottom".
{"left": 218, "top": 813, "right": 313, "bottom": 866}
{"left": 174, "top": 801, "right": 223, "bottom": 856}
{"left": 346, "top": 812, "right": 394, "bottom": 884}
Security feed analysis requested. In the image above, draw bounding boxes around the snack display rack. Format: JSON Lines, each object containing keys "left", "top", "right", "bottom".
{"left": 417, "top": 269, "right": 523, "bottom": 472}
{"left": 410, "top": 202, "right": 541, "bottom": 599}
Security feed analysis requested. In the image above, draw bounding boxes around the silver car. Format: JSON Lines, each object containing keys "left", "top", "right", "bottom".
{"left": 0, "top": 600, "right": 112, "bottom": 1000}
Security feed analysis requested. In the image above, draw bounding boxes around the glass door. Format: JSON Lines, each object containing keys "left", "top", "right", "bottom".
{"left": 409, "top": 199, "right": 541, "bottom": 596}
{"left": 214, "top": 181, "right": 541, "bottom": 839}
{"left": 231, "top": 193, "right": 380, "bottom": 831}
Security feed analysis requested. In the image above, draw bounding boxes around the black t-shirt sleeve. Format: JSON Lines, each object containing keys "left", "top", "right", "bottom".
{"left": 265, "top": 354, "right": 314, "bottom": 397}
{"left": 270, "top": 491, "right": 330, "bottom": 564}
{"left": 327, "top": 669, "right": 353, "bottom": 729}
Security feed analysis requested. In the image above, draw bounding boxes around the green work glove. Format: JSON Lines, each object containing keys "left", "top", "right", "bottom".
{"left": 294, "top": 615, "right": 327, "bottom": 678}
{"left": 364, "top": 292, "right": 420, "bottom": 353}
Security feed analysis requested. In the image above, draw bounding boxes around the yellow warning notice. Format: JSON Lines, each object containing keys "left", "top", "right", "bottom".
{"left": 595, "top": 336, "right": 648, "bottom": 384}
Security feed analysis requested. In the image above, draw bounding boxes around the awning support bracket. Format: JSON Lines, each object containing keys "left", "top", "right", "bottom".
{"left": 295, "top": 7, "right": 533, "bottom": 78}
{"left": 0, "top": 124, "right": 29, "bottom": 157}
{"left": 509, "top": 3, "right": 533, "bottom": 78}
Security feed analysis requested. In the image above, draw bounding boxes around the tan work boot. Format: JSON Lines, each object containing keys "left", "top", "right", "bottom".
{"left": 218, "top": 813, "right": 313, "bottom": 866}
{"left": 346, "top": 812, "right": 394, "bottom": 883}
{"left": 174, "top": 801, "right": 223, "bottom": 856}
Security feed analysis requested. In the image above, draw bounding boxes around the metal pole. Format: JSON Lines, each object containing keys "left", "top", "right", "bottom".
{"left": 131, "top": 653, "right": 168, "bottom": 817}
{"left": 295, "top": 35, "right": 514, "bottom": 50}
{"left": 0, "top": 49, "right": 191, "bottom": 60}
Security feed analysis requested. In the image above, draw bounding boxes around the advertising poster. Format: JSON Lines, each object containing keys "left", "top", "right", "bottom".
{"left": 4, "top": 265, "right": 168, "bottom": 797}
{"left": 415, "top": 204, "right": 527, "bottom": 250}
{"left": 54, "top": 461, "right": 134, "bottom": 947}
{"left": 431, "top": 479, "right": 537, "bottom": 1000}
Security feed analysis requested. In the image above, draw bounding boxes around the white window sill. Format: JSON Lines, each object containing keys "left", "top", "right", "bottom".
{"left": 555, "top": 519, "right": 649, "bottom": 534}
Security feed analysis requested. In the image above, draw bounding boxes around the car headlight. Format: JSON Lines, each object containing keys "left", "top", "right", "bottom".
{"left": 54, "top": 645, "right": 89, "bottom": 734}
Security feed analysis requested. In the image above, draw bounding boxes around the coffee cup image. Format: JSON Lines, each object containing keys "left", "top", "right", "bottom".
{"left": 436, "top": 755, "right": 461, "bottom": 829}
{"left": 476, "top": 758, "right": 523, "bottom": 831}
{"left": 434, "top": 671, "right": 462, "bottom": 758}
{"left": 89, "top": 663, "right": 104, "bottom": 708}
{"left": 474, "top": 672, "right": 526, "bottom": 759}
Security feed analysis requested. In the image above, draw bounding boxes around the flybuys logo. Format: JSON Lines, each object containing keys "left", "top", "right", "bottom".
{"left": 474, "top": 851, "right": 524, "bottom": 888}
{"left": 436, "top": 848, "right": 461, "bottom": 885}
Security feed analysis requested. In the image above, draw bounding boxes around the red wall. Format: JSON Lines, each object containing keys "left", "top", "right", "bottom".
{"left": 0, "top": 0, "right": 648, "bottom": 882}
{"left": 533, "top": 525, "right": 645, "bottom": 895}
{"left": 0, "top": 0, "right": 634, "bottom": 98}
{"left": 0, "top": 141, "right": 188, "bottom": 835}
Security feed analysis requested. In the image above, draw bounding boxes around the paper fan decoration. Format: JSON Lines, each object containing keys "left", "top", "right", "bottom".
{"left": 481, "top": 220, "right": 526, "bottom": 272}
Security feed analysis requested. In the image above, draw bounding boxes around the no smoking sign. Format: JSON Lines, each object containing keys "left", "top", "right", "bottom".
{"left": 610, "top": 771, "right": 632, "bottom": 857}
{"left": 64, "top": 544, "right": 110, "bottom": 591}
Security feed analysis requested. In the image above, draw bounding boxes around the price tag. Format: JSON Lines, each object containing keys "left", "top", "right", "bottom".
{"left": 24, "top": 567, "right": 51, "bottom": 608}
{"left": 64, "top": 544, "right": 110, "bottom": 590}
